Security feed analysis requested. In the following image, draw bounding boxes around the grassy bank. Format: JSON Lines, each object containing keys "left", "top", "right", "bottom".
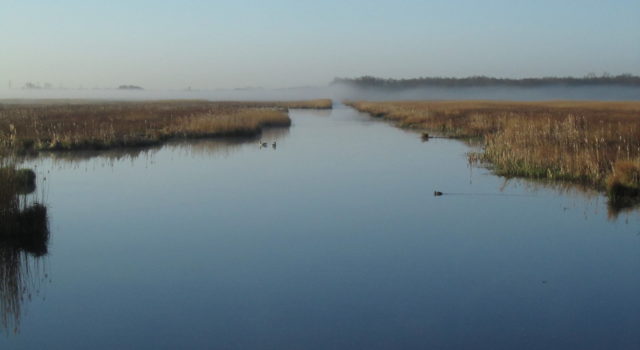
{"left": 0, "top": 99, "right": 330, "bottom": 153}
{"left": 347, "top": 100, "right": 640, "bottom": 204}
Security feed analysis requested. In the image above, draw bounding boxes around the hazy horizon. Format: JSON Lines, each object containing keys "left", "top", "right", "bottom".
{"left": 2, "top": 2, "right": 640, "bottom": 347}
{"left": 2, "top": 0, "right": 639, "bottom": 91}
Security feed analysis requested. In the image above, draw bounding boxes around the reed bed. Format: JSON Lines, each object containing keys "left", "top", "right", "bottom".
{"left": 0, "top": 164, "right": 46, "bottom": 249}
{"left": 0, "top": 162, "right": 49, "bottom": 334}
{"left": 347, "top": 100, "right": 640, "bottom": 203}
{"left": 0, "top": 197, "right": 48, "bottom": 336}
{"left": 0, "top": 99, "right": 330, "bottom": 153}
{"left": 274, "top": 99, "right": 333, "bottom": 109}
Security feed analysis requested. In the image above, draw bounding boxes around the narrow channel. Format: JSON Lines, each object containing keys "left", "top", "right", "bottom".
{"left": 2, "top": 105, "right": 639, "bottom": 349}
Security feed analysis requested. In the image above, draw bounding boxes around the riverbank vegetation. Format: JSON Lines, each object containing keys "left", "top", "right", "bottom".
{"left": 274, "top": 99, "right": 332, "bottom": 109}
{"left": 347, "top": 100, "right": 640, "bottom": 205}
{"left": 0, "top": 166, "right": 48, "bottom": 334}
{"left": 0, "top": 99, "right": 331, "bottom": 153}
{"left": 0, "top": 164, "right": 49, "bottom": 258}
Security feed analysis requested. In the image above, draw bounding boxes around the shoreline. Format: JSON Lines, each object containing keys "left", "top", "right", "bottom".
{"left": 346, "top": 100, "right": 640, "bottom": 206}
{"left": 0, "top": 99, "right": 330, "bottom": 154}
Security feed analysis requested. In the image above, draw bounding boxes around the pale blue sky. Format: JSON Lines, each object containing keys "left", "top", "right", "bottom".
{"left": 1, "top": 0, "right": 638, "bottom": 89}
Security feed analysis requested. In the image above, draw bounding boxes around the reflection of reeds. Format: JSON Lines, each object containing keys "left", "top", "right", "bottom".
{"left": 0, "top": 100, "right": 330, "bottom": 153}
{"left": 348, "top": 100, "right": 640, "bottom": 205}
{"left": 0, "top": 243, "right": 48, "bottom": 334}
{"left": 0, "top": 204, "right": 49, "bottom": 257}
{"left": 0, "top": 168, "right": 35, "bottom": 195}
{"left": 0, "top": 167, "right": 49, "bottom": 334}
{"left": 14, "top": 121, "right": 292, "bottom": 171}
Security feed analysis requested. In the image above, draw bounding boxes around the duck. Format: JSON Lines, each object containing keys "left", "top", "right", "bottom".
{"left": 433, "top": 191, "right": 443, "bottom": 196}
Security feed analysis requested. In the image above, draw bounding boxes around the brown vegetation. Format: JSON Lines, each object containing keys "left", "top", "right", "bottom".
{"left": 347, "top": 100, "right": 640, "bottom": 202}
{"left": 0, "top": 166, "right": 45, "bottom": 246}
{"left": 274, "top": 99, "right": 332, "bottom": 109}
{"left": 0, "top": 99, "right": 330, "bottom": 153}
{"left": 0, "top": 160, "right": 50, "bottom": 334}
{"left": 0, "top": 176, "right": 48, "bottom": 335}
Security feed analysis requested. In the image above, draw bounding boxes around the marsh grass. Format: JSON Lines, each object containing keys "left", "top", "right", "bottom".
{"left": 0, "top": 99, "right": 330, "bottom": 153}
{"left": 0, "top": 164, "right": 49, "bottom": 335}
{"left": 0, "top": 165, "right": 47, "bottom": 253}
{"left": 275, "top": 99, "right": 333, "bottom": 109}
{"left": 348, "top": 100, "right": 640, "bottom": 203}
{"left": 606, "top": 161, "right": 640, "bottom": 208}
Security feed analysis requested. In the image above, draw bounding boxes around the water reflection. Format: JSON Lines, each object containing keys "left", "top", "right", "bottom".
{"left": 364, "top": 106, "right": 640, "bottom": 221}
{"left": 22, "top": 126, "right": 291, "bottom": 169}
{"left": 0, "top": 107, "right": 639, "bottom": 348}
{"left": 493, "top": 176, "right": 640, "bottom": 220}
{"left": 167, "top": 127, "right": 290, "bottom": 158}
{"left": 0, "top": 126, "right": 291, "bottom": 336}
{"left": 607, "top": 198, "right": 640, "bottom": 221}
{"left": 0, "top": 170, "right": 49, "bottom": 335}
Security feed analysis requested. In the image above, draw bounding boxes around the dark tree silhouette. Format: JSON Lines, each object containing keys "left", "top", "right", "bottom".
{"left": 332, "top": 74, "right": 640, "bottom": 89}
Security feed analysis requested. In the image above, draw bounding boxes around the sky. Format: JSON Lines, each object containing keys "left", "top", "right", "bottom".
{"left": 1, "top": 0, "right": 639, "bottom": 90}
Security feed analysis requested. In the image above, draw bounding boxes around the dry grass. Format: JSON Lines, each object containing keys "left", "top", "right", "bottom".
{"left": 0, "top": 99, "right": 330, "bottom": 153}
{"left": 274, "top": 99, "right": 332, "bottom": 109}
{"left": 606, "top": 161, "right": 640, "bottom": 202}
{"left": 347, "top": 100, "right": 640, "bottom": 202}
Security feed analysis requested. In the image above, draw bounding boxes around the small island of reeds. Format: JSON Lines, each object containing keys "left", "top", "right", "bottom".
{"left": 0, "top": 99, "right": 332, "bottom": 153}
{"left": 0, "top": 166, "right": 49, "bottom": 334}
{"left": 0, "top": 165, "right": 49, "bottom": 256}
{"left": 347, "top": 100, "right": 640, "bottom": 205}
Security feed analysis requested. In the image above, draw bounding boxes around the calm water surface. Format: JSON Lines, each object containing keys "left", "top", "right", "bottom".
{"left": 2, "top": 105, "right": 640, "bottom": 349}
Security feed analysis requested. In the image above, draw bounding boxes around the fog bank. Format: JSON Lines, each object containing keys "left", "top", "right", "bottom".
{"left": 1, "top": 84, "right": 639, "bottom": 102}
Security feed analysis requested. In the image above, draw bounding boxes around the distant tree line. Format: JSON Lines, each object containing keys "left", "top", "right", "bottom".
{"left": 18, "top": 83, "right": 145, "bottom": 90}
{"left": 118, "top": 85, "right": 143, "bottom": 90}
{"left": 332, "top": 74, "right": 640, "bottom": 89}
{"left": 23, "top": 82, "right": 53, "bottom": 89}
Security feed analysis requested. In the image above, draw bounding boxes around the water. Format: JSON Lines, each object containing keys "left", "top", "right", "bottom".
{"left": 2, "top": 106, "right": 639, "bottom": 349}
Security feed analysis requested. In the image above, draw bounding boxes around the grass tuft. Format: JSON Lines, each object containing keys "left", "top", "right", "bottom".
{"left": 606, "top": 160, "right": 640, "bottom": 200}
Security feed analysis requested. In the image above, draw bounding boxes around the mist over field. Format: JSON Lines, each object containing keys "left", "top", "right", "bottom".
{"left": 2, "top": 84, "right": 639, "bottom": 102}
{"left": 2, "top": 1, "right": 640, "bottom": 348}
